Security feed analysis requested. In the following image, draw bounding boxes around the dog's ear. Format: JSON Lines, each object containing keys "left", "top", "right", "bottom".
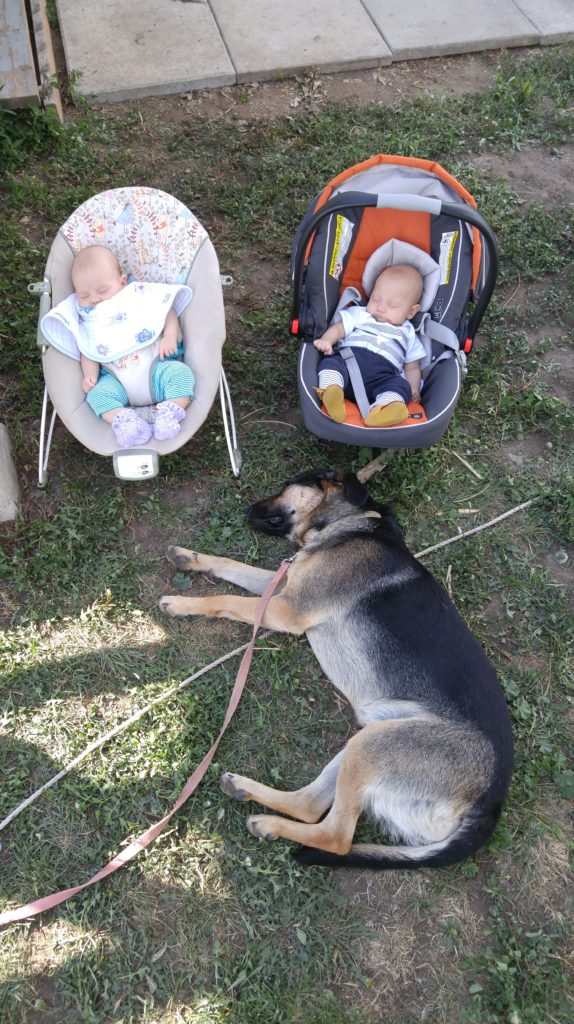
{"left": 341, "top": 472, "right": 370, "bottom": 507}
{"left": 316, "top": 471, "right": 370, "bottom": 507}
{"left": 316, "top": 470, "right": 342, "bottom": 492}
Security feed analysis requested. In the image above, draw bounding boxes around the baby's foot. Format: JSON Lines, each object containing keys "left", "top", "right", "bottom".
{"left": 320, "top": 384, "right": 346, "bottom": 423}
{"left": 111, "top": 408, "right": 153, "bottom": 447}
{"left": 364, "top": 401, "right": 408, "bottom": 427}
{"left": 153, "top": 400, "right": 187, "bottom": 441}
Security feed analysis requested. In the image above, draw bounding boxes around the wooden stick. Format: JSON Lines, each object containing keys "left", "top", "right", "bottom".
{"left": 357, "top": 450, "right": 395, "bottom": 482}
{"left": 415, "top": 498, "right": 536, "bottom": 558}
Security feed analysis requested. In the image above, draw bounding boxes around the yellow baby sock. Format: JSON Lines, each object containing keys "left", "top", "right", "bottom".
{"left": 321, "top": 384, "right": 346, "bottom": 423}
{"left": 364, "top": 401, "right": 408, "bottom": 427}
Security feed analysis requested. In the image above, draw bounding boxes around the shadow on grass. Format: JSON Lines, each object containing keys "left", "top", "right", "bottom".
{"left": 1, "top": 613, "right": 364, "bottom": 1024}
{"left": 1, "top": 725, "right": 358, "bottom": 1024}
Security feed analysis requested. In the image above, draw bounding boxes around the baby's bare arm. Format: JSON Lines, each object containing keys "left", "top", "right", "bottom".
{"left": 159, "top": 308, "right": 180, "bottom": 359}
{"left": 80, "top": 354, "right": 100, "bottom": 393}
{"left": 404, "top": 360, "right": 421, "bottom": 403}
{"left": 313, "top": 321, "right": 345, "bottom": 356}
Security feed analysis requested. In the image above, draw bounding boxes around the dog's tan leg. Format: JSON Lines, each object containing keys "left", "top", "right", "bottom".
{"left": 245, "top": 720, "right": 491, "bottom": 852}
{"left": 221, "top": 751, "right": 343, "bottom": 823}
{"left": 167, "top": 546, "right": 276, "bottom": 595}
{"left": 159, "top": 594, "right": 307, "bottom": 634}
{"left": 245, "top": 731, "right": 373, "bottom": 853}
{"left": 246, "top": 783, "right": 361, "bottom": 853}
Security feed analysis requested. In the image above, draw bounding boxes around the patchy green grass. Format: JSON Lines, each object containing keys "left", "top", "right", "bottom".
{"left": 1, "top": 45, "right": 573, "bottom": 1024}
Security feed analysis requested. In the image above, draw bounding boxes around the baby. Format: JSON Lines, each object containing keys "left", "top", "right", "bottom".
{"left": 314, "top": 263, "right": 425, "bottom": 427}
{"left": 43, "top": 245, "right": 195, "bottom": 447}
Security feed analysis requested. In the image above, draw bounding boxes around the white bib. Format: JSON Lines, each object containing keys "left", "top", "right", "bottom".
{"left": 41, "top": 281, "right": 193, "bottom": 363}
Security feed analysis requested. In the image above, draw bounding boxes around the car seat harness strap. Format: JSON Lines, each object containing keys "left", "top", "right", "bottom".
{"left": 339, "top": 346, "right": 371, "bottom": 419}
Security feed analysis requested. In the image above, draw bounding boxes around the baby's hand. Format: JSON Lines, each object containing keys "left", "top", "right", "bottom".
{"left": 82, "top": 375, "right": 98, "bottom": 393}
{"left": 410, "top": 388, "right": 421, "bottom": 404}
{"left": 313, "top": 337, "right": 333, "bottom": 356}
{"left": 159, "top": 334, "right": 178, "bottom": 360}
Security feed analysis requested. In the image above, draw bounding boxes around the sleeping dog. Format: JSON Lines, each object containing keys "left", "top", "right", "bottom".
{"left": 160, "top": 470, "right": 513, "bottom": 869}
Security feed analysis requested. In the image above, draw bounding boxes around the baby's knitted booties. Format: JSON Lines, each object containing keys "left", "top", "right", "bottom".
{"left": 111, "top": 408, "right": 153, "bottom": 447}
{"left": 153, "top": 400, "right": 187, "bottom": 441}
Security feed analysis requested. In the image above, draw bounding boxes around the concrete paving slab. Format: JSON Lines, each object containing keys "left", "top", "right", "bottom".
{"left": 210, "top": 0, "right": 391, "bottom": 83}
{"left": 55, "top": 0, "right": 235, "bottom": 103}
{"left": 514, "top": 0, "right": 574, "bottom": 45}
{"left": 362, "top": 0, "right": 540, "bottom": 61}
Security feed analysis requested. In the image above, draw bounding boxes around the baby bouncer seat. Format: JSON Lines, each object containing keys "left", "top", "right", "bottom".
{"left": 291, "top": 155, "right": 498, "bottom": 449}
{"left": 32, "top": 186, "right": 241, "bottom": 483}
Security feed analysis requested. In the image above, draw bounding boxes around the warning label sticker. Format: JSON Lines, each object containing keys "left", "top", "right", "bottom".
{"left": 329, "top": 215, "right": 354, "bottom": 280}
{"left": 439, "top": 230, "right": 459, "bottom": 285}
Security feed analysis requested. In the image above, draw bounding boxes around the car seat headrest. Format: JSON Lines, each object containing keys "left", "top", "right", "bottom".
{"left": 362, "top": 239, "right": 440, "bottom": 313}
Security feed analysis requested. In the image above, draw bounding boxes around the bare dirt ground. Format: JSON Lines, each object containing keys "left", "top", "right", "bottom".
{"left": 51, "top": 34, "right": 574, "bottom": 217}
{"left": 100, "top": 50, "right": 500, "bottom": 123}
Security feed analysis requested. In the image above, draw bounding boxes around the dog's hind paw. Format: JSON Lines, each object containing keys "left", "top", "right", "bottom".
{"left": 220, "top": 772, "right": 249, "bottom": 801}
{"left": 247, "top": 815, "right": 279, "bottom": 841}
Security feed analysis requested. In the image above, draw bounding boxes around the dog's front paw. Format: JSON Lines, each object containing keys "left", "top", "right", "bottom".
{"left": 159, "top": 595, "right": 202, "bottom": 619}
{"left": 247, "top": 815, "right": 279, "bottom": 841}
{"left": 220, "top": 772, "right": 249, "bottom": 801}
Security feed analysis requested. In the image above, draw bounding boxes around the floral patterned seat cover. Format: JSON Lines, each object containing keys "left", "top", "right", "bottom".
{"left": 60, "top": 186, "right": 207, "bottom": 285}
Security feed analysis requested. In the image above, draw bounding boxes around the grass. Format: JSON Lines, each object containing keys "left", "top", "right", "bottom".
{"left": 1, "top": 44, "right": 573, "bottom": 1024}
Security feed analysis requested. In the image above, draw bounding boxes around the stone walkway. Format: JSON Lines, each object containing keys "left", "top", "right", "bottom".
{"left": 57, "top": 0, "right": 574, "bottom": 103}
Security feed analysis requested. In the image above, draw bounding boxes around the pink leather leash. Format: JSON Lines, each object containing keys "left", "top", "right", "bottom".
{"left": 0, "top": 558, "right": 293, "bottom": 928}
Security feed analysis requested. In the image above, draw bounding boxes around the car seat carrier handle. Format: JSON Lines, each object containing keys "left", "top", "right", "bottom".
{"left": 291, "top": 193, "right": 498, "bottom": 343}
{"left": 375, "top": 194, "right": 442, "bottom": 214}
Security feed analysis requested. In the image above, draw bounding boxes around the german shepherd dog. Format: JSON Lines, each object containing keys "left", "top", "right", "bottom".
{"left": 160, "top": 470, "right": 513, "bottom": 870}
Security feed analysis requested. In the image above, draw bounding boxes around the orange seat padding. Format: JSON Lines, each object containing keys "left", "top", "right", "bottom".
{"left": 321, "top": 399, "right": 428, "bottom": 428}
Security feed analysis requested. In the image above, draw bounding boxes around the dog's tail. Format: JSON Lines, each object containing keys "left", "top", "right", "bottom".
{"left": 292, "top": 804, "right": 502, "bottom": 871}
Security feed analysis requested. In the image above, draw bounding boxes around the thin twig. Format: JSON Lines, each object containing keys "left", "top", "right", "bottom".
{"left": 239, "top": 407, "right": 267, "bottom": 421}
{"left": 458, "top": 483, "right": 490, "bottom": 504}
{"left": 247, "top": 419, "right": 296, "bottom": 429}
{"left": 415, "top": 498, "right": 537, "bottom": 558}
{"left": 501, "top": 276, "right": 521, "bottom": 309}
{"left": 449, "top": 450, "right": 483, "bottom": 479}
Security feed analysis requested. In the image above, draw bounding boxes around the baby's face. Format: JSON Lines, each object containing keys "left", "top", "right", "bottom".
{"left": 366, "top": 268, "right": 422, "bottom": 325}
{"left": 73, "top": 260, "right": 126, "bottom": 308}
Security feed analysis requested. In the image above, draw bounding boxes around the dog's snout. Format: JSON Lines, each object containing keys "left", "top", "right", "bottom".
{"left": 247, "top": 499, "right": 291, "bottom": 536}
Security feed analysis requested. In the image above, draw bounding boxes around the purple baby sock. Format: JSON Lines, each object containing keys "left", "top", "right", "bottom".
{"left": 111, "top": 408, "right": 153, "bottom": 447}
{"left": 153, "top": 400, "right": 186, "bottom": 441}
